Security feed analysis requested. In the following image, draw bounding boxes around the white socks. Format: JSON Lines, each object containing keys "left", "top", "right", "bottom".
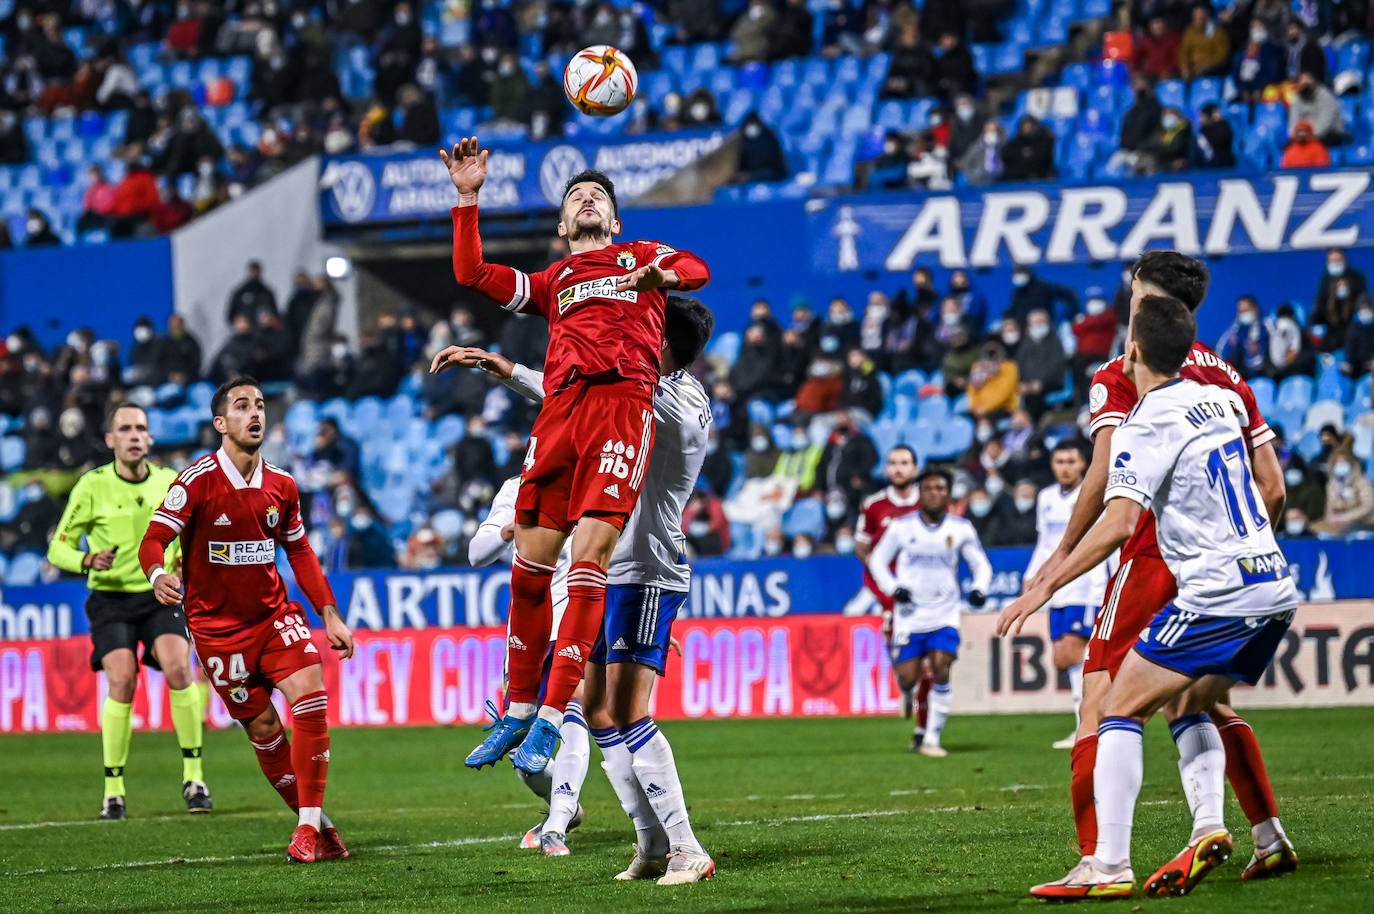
{"left": 507, "top": 701, "right": 536, "bottom": 719}
{"left": 299, "top": 806, "right": 321, "bottom": 829}
{"left": 926, "top": 682, "right": 952, "bottom": 747}
{"left": 592, "top": 726, "right": 666, "bottom": 855}
{"left": 1094, "top": 718, "right": 1145, "bottom": 868}
{"left": 537, "top": 705, "right": 564, "bottom": 728}
{"left": 625, "top": 718, "right": 704, "bottom": 855}
{"left": 543, "top": 702, "right": 590, "bottom": 834}
{"left": 1253, "top": 816, "right": 1287, "bottom": 849}
{"left": 1067, "top": 663, "right": 1084, "bottom": 729}
{"left": 1170, "top": 713, "right": 1227, "bottom": 841}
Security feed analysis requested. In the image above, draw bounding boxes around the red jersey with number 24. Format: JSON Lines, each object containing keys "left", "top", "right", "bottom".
{"left": 1088, "top": 342, "right": 1275, "bottom": 560}
{"left": 146, "top": 449, "right": 332, "bottom": 640}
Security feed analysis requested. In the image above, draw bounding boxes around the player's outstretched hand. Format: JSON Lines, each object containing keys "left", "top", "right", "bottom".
{"left": 1024, "top": 550, "right": 1064, "bottom": 595}
{"left": 615, "top": 263, "right": 672, "bottom": 292}
{"left": 153, "top": 573, "right": 183, "bottom": 606}
{"left": 439, "top": 136, "right": 488, "bottom": 197}
{"left": 996, "top": 591, "right": 1046, "bottom": 637}
{"left": 430, "top": 345, "right": 515, "bottom": 379}
{"left": 324, "top": 609, "right": 355, "bottom": 660}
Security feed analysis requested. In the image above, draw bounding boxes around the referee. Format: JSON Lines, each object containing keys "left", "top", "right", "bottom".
{"left": 47, "top": 401, "right": 213, "bottom": 820}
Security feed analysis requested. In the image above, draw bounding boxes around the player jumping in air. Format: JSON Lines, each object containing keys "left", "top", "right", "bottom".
{"left": 1013, "top": 251, "right": 1296, "bottom": 897}
{"left": 1024, "top": 439, "right": 1111, "bottom": 749}
{"left": 139, "top": 377, "right": 355, "bottom": 863}
{"left": 1002, "top": 295, "right": 1299, "bottom": 899}
{"left": 438, "top": 295, "right": 718, "bottom": 884}
{"left": 438, "top": 137, "right": 709, "bottom": 775}
{"left": 866, "top": 468, "right": 992, "bottom": 758}
{"left": 854, "top": 445, "right": 933, "bottom": 750}
{"left": 48, "top": 401, "right": 211, "bottom": 819}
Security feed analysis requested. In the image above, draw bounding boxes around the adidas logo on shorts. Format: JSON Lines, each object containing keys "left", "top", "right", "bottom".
{"left": 557, "top": 644, "right": 583, "bottom": 663}
{"left": 644, "top": 782, "right": 666, "bottom": 799}
{"left": 508, "top": 635, "right": 527, "bottom": 651}
{"left": 213, "top": 513, "right": 232, "bottom": 526}
{"left": 603, "top": 483, "right": 620, "bottom": 499}
{"left": 611, "top": 637, "right": 630, "bottom": 651}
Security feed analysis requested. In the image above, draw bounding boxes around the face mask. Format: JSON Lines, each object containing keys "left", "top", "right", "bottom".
{"left": 1285, "top": 519, "right": 1306, "bottom": 536}
{"left": 985, "top": 476, "right": 1006, "bottom": 498}
{"left": 941, "top": 312, "right": 960, "bottom": 327}
{"left": 1251, "top": 27, "right": 1267, "bottom": 43}
{"left": 950, "top": 482, "right": 969, "bottom": 500}
{"left": 198, "top": 161, "right": 215, "bottom": 176}
{"left": 498, "top": 62, "right": 515, "bottom": 76}
{"left": 1336, "top": 286, "right": 1351, "bottom": 300}
{"left": 976, "top": 426, "right": 994, "bottom": 444}
{"left": 749, "top": 5, "right": 765, "bottom": 19}
{"left": 826, "top": 498, "right": 847, "bottom": 520}
{"left": 820, "top": 336, "right": 840, "bottom": 354}
{"left": 1333, "top": 462, "right": 1353, "bottom": 481}
{"left": 1359, "top": 309, "right": 1374, "bottom": 326}
{"left": 688, "top": 519, "right": 711, "bottom": 538}
{"left": 1014, "top": 496, "right": 1036, "bottom": 513}
{"left": 331, "top": 343, "right": 349, "bottom": 360}
{"left": 791, "top": 433, "right": 808, "bottom": 450}
{"left": 983, "top": 132, "right": 999, "bottom": 146}
{"left": 1285, "top": 468, "right": 1303, "bottom": 487}
{"left": 793, "top": 542, "right": 813, "bottom": 560}
{"left": 351, "top": 512, "right": 373, "bottom": 530}
{"left": 1328, "top": 261, "right": 1346, "bottom": 276}
{"left": 751, "top": 435, "right": 771, "bottom": 452}
{"left": 691, "top": 102, "right": 711, "bottom": 121}
{"left": 1084, "top": 298, "right": 1108, "bottom": 316}
{"left": 24, "top": 484, "right": 45, "bottom": 501}
{"left": 1298, "top": 85, "right": 1316, "bottom": 101}
{"left": 969, "top": 498, "right": 992, "bottom": 517}
{"left": 67, "top": 331, "right": 84, "bottom": 350}
{"left": 1028, "top": 323, "right": 1050, "bottom": 341}
{"left": 395, "top": 12, "right": 411, "bottom": 25}
{"left": 956, "top": 104, "right": 974, "bottom": 121}
{"left": 134, "top": 326, "right": 152, "bottom": 343}
{"left": 1000, "top": 330, "right": 1021, "bottom": 350}
{"left": 335, "top": 498, "right": 355, "bottom": 517}
{"left": 6, "top": 334, "right": 20, "bottom": 350}
{"left": 763, "top": 538, "right": 783, "bottom": 556}
{"left": 292, "top": 13, "right": 307, "bottom": 28}
{"left": 27, "top": 217, "right": 43, "bottom": 235}
{"left": 1238, "top": 310, "right": 1258, "bottom": 326}
{"left": 1012, "top": 273, "right": 1029, "bottom": 288}
{"left": 835, "top": 534, "right": 856, "bottom": 554}
{"left": 884, "top": 141, "right": 899, "bottom": 155}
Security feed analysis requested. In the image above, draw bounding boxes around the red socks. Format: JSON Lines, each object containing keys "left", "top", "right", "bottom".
{"left": 290, "top": 691, "right": 330, "bottom": 809}
{"left": 1070, "top": 733, "right": 1098, "bottom": 857}
{"left": 507, "top": 554, "right": 556, "bottom": 705}
{"left": 544, "top": 562, "right": 607, "bottom": 712}
{"left": 1215, "top": 714, "right": 1279, "bottom": 826}
{"left": 915, "top": 673, "right": 933, "bottom": 729}
{"left": 249, "top": 727, "right": 299, "bottom": 811}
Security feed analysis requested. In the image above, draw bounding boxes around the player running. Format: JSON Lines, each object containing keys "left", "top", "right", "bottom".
{"left": 438, "top": 294, "right": 717, "bottom": 884}
{"left": 139, "top": 377, "right": 355, "bottom": 863}
{"left": 467, "top": 475, "right": 587, "bottom": 855}
{"left": 866, "top": 469, "right": 992, "bottom": 758}
{"left": 439, "top": 136, "right": 710, "bottom": 775}
{"left": 855, "top": 446, "right": 933, "bottom": 749}
{"left": 1013, "top": 251, "right": 1295, "bottom": 896}
{"left": 1024, "top": 439, "right": 1110, "bottom": 749}
{"left": 1002, "top": 294, "right": 1299, "bottom": 899}
{"left": 47, "top": 401, "right": 211, "bottom": 819}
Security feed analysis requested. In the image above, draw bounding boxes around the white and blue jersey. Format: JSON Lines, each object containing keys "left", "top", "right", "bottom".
{"left": 1105, "top": 378, "right": 1298, "bottom": 683}
{"left": 1027, "top": 481, "right": 1111, "bottom": 641}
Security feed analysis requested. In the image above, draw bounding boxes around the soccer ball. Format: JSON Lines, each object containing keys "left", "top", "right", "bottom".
{"left": 563, "top": 45, "right": 638, "bottom": 117}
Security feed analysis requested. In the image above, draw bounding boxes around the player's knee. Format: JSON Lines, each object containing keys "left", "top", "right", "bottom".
{"left": 105, "top": 674, "right": 136, "bottom": 703}
{"left": 243, "top": 708, "right": 280, "bottom": 741}
{"left": 161, "top": 661, "right": 193, "bottom": 690}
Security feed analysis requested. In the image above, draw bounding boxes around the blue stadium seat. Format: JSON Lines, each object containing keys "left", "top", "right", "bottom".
{"left": 1062, "top": 62, "right": 1093, "bottom": 93}
{"left": 933, "top": 415, "right": 974, "bottom": 458}
{"left": 1316, "top": 362, "right": 1353, "bottom": 404}
{"left": 1156, "top": 80, "right": 1186, "bottom": 110}
{"left": 728, "top": 521, "right": 762, "bottom": 559}
{"left": 661, "top": 46, "right": 688, "bottom": 75}
{"left": 782, "top": 497, "right": 826, "bottom": 541}
{"left": 1295, "top": 428, "right": 1324, "bottom": 461}
{"left": 1304, "top": 399, "right": 1345, "bottom": 434}
{"left": 1249, "top": 376, "right": 1276, "bottom": 417}
{"left": 748, "top": 399, "right": 776, "bottom": 427}
{"left": 892, "top": 370, "right": 924, "bottom": 399}
{"left": 1277, "top": 375, "right": 1315, "bottom": 413}
{"left": 4, "top": 551, "right": 42, "bottom": 585}
{"left": 917, "top": 395, "right": 949, "bottom": 423}
{"left": 1190, "top": 77, "right": 1223, "bottom": 111}
{"left": 0, "top": 435, "right": 24, "bottom": 472}
{"left": 707, "top": 331, "right": 741, "bottom": 364}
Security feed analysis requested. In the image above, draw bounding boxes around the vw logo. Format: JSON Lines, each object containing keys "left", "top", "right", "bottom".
{"left": 324, "top": 160, "right": 377, "bottom": 223}
{"left": 539, "top": 145, "right": 589, "bottom": 206}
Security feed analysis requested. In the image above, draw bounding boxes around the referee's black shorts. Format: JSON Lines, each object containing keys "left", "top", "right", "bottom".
{"left": 85, "top": 590, "right": 190, "bottom": 672}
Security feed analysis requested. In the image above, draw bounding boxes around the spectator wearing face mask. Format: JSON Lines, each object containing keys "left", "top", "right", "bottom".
{"left": 1289, "top": 71, "right": 1346, "bottom": 147}
{"left": 964, "top": 487, "right": 998, "bottom": 541}
{"left": 1071, "top": 291, "right": 1117, "bottom": 406}
{"left": 745, "top": 423, "right": 781, "bottom": 478}
{"left": 947, "top": 271, "right": 988, "bottom": 330}
{"left": 731, "top": 321, "right": 784, "bottom": 402}
{"left": 791, "top": 534, "right": 819, "bottom": 560}
{"left": 969, "top": 341, "right": 1019, "bottom": 421}
{"left": 772, "top": 422, "right": 823, "bottom": 492}
{"left": 948, "top": 94, "right": 985, "bottom": 160}
{"left": 735, "top": 112, "right": 788, "bottom": 183}
{"left": 348, "top": 506, "right": 397, "bottom": 568}
{"left": 1312, "top": 249, "right": 1368, "bottom": 353}
{"left": 1000, "top": 410, "right": 1049, "bottom": 483}
{"left": 1137, "top": 105, "right": 1193, "bottom": 174}
{"left": 24, "top": 208, "right": 61, "bottom": 247}
{"left": 958, "top": 120, "right": 1004, "bottom": 186}
{"left": 1005, "top": 266, "right": 1078, "bottom": 326}
{"left": 489, "top": 50, "right": 531, "bottom": 123}
{"left": 988, "top": 479, "right": 1039, "bottom": 547}
{"left": 1283, "top": 22, "right": 1327, "bottom": 85}
{"left": 729, "top": 0, "right": 778, "bottom": 64}
{"left": 1282, "top": 456, "right": 1326, "bottom": 526}
{"left": 820, "top": 298, "right": 860, "bottom": 353}
{"left": 683, "top": 490, "right": 729, "bottom": 557}
{"left": 819, "top": 412, "right": 878, "bottom": 504}
{"left": 1343, "top": 295, "right": 1374, "bottom": 378}
{"left": 1311, "top": 453, "right": 1374, "bottom": 537}
{"left": 940, "top": 320, "right": 980, "bottom": 397}
{"left": 6, "top": 480, "right": 61, "bottom": 552}
{"left": 1216, "top": 295, "right": 1271, "bottom": 378}
{"left": 1014, "top": 309, "right": 1067, "bottom": 420}
{"left": 1278, "top": 507, "right": 1314, "bottom": 539}
{"left": 1194, "top": 103, "right": 1236, "bottom": 168}
{"left": 795, "top": 358, "right": 844, "bottom": 414}
{"left": 124, "top": 316, "right": 162, "bottom": 386}
{"left": 998, "top": 317, "right": 1022, "bottom": 357}
{"left": 1233, "top": 21, "right": 1284, "bottom": 104}
{"left": 1266, "top": 302, "right": 1313, "bottom": 380}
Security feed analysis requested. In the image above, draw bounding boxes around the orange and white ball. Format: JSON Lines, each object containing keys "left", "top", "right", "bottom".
{"left": 563, "top": 45, "right": 638, "bottom": 117}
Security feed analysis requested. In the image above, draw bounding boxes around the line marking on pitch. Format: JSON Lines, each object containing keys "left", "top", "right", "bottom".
{"left": 999, "top": 784, "right": 1047, "bottom": 793}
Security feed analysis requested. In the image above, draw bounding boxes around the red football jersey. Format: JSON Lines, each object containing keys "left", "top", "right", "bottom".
{"left": 451, "top": 206, "right": 709, "bottom": 391}
{"left": 856, "top": 486, "right": 922, "bottom": 608}
{"left": 146, "top": 449, "right": 330, "bottom": 639}
{"left": 1088, "top": 342, "right": 1276, "bottom": 559}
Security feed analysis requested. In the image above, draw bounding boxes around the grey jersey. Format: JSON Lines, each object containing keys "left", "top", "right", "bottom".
{"left": 504, "top": 364, "right": 710, "bottom": 592}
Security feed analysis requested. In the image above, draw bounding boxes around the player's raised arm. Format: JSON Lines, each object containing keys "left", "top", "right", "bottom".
{"left": 614, "top": 245, "right": 712, "bottom": 294}
{"left": 442, "top": 137, "right": 551, "bottom": 315}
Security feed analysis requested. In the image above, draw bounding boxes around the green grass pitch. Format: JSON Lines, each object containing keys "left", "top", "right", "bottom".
{"left": 1, "top": 709, "right": 1369, "bottom": 913}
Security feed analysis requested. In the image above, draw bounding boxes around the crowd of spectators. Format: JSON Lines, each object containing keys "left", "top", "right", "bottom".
{"left": 6, "top": 246, "right": 1373, "bottom": 572}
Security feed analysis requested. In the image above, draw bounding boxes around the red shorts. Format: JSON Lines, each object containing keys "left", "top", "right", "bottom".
{"left": 517, "top": 377, "right": 656, "bottom": 533}
{"left": 1084, "top": 552, "right": 1179, "bottom": 676}
{"left": 190, "top": 602, "right": 323, "bottom": 721}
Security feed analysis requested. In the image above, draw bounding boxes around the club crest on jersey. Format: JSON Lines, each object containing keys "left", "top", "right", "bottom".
{"left": 229, "top": 686, "right": 249, "bottom": 704}
{"left": 945, "top": 535, "right": 954, "bottom": 549}
{"left": 265, "top": 505, "right": 279, "bottom": 528}
{"left": 557, "top": 276, "right": 638, "bottom": 313}
{"left": 617, "top": 251, "right": 636, "bottom": 270}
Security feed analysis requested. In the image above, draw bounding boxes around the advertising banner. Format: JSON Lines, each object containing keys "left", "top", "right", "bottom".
{"left": 3, "top": 603, "right": 1370, "bottom": 733}
{"left": 319, "top": 129, "right": 727, "bottom": 225}
{"left": 2, "top": 540, "right": 1362, "bottom": 641}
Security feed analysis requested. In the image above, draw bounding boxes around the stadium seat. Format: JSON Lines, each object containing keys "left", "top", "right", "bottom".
{"left": 1249, "top": 376, "right": 1276, "bottom": 417}
{"left": 0, "top": 435, "right": 24, "bottom": 472}
{"left": 916, "top": 395, "right": 949, "bottom": 423}
{"left": 0, "top": 483, "right": 15, "bottom": 523}
{"left": 4, "top": 551, "right": 42, "bottom": 585}
{"left": 1304, "top": 399, "right": 1346, "bottom": 434}
{"left": 728, "top": 521, "right": 763, "bottom": 559}
{"left": 782, "top": 497, "right": 826, "bottom": 541}
{"left": 1277, "top": 375, "right": 1315, "bottom": 413}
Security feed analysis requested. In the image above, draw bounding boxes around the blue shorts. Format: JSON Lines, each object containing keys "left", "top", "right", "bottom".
{"left": 1050, "top": 604, "right": 1097, "bottom": 642}
{"left": 1134, "top": 604, "right": 1294, "bottom": 686}
{"left": 890, "top": 626, "right": 960, "bottom": 665}
{"left": 590, "top": 584, "right": 686, "bottom": 675}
